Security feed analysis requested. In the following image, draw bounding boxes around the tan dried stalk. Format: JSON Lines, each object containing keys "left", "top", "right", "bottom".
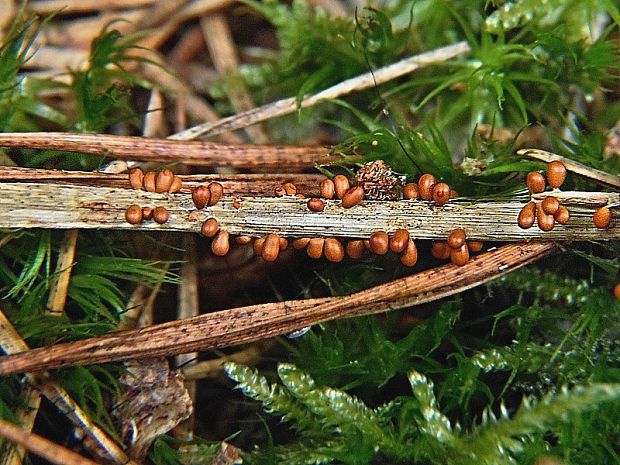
{"left": 0, "top": 419, "right": 99, "bottom": 465}
{"left": 0, "top": 171, "right": 617, "bottom": 239}
{"left": 0, "top": 242, "right": 556, "bottom": 376}
{"left": 0, "top": 132, "right": 331, "bottom": 168}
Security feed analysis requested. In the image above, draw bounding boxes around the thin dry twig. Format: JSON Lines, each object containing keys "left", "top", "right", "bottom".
{"left": 0, "top": 311, "right": 137, "bottom": 465}
{"left": 0, "top": 174, "right": 617, "bottom": 239}
{"left": 0, "top": 133, "right": 331, "bottom": 168}
{"left": 0, "top": 242, "right": 556, "bottom": 375}
{"left": 201, "top": 14, "right": 269, "bottom": 144}
{"left": 47, "top": 229, "right": 79, "bottom": 316}
{"left": 0, "top": 419, "right": 99, "bottom": 465}
{"left": 170, "top": 41, "right": 472, "bottom": 140}
{"left": 518, "top": 148, "right": 620, "bottom": 189}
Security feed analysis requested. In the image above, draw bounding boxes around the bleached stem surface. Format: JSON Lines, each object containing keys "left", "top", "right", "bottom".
{"left": 0, "top": 179, "right": 617, "bottom": 240}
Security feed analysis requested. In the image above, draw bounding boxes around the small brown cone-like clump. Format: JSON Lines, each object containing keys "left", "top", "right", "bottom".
{"left": 169, "top": 176, "right": 182, "bottom": 193}
{"left": 541, "top": 196, "right": 560, "bottom": 215}
{"left": 450, "top": 244, "right": 470, "bottom": 266}
{"left": 333, "top": 175, "right": 350, "bottom": 199}
{"left": 143, "top": 171, "right": 157, "bottom": 192}
{"left": 447, "top": 228, "right": 466, "bottom": 249}
{"left": 155, "top": 169, "right": 175, "bottom": 193}
{"left": 554, "top": 205, "right": 570, "bottom": 224}
{"left": 354, "top": 160, "right": 403, "bottom": 200}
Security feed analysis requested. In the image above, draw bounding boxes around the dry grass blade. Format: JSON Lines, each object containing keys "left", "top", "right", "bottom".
{"left": 0, "top": 420, "right": 99, "bottom": 465}
{"left": 0, "top": 176, "right": 617, "bottom": 240}
{"left": 518, "top": 148, "right": 620, "bottom": 189}
{"left": 0, "top": 311, "right": 137, "bottom": 465}
{"left": 47, "top": 229, "right": 79, "bottom": 315}
{"left": 0, "top": 133, "right": 331, "bottom": 168}
{"left": 0, "top": 242, "right": 556, "bottom": 375}
{"left": 170, "top": 41, "right": 471, "bottom": 140}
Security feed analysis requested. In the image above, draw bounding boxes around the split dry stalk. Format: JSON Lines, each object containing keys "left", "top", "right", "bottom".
{"left": 0, "top": 173, "right": 617, "bottom": 240}
{"left": 0, "top": 132, "right": 331, "bottom": 168}
{"left": 519, "top": 148, "right": 620, "bottom": 189}
{"left": 170, "top": 41, "right": 471, "bottom": 140}
{"left": 0, "top": 419, "right": 99, "bottom": 465}
{"left": 0, "top": 311, "right": 138, "bottom": 465}
{"left": 0, "top": 242, "right": 556, "bottom": 376}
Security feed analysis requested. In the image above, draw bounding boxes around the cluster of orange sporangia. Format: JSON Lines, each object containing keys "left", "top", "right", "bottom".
{"left": 518, "top": 161, "right": 570, "bottom": 231}
{"left": 125, "top": 168, "right": 184, "bottom": 225}
{"left": 430, "top": 229, "right": 485, "bottom": 266}
{"left": 518, "top": 160, "right": 614, "bottom": 230}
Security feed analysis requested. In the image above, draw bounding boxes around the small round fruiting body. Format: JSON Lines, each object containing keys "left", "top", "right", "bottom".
{"left": 389, "top": 229, "right": 410, "bottom": 253}
{"left": 447, "top": 228, "right": 466, "bottom": 249}
{"left": 450, "top": 244, "right": 470, "bottom": 266}
{"left": 593, "top": 207, "right": 612, "bottom": 229}
{"left": 155, "top": 169, "right": 174, "bottom": 193}
{"left": 253, "top": 236, "right": 266, "bottom": 255}
{"left": 141, "top": 206, "right": 154, "bottom": 220}
{"left": 282, "top": 182, "right": 297, "bottom": 195}
{"left": 153, "top": 206, "right": 169, "bottom": 224}
{"left": 541, "top": 196, "right": 560, "bottom": 215}
{"left": 403, "top": 183, "right": 419, "bottom": 200}
{"left": 192, "top": 186, "right": 210, "bottom": 209}
{"left": 614, "top": 283, "right": 620, "bottom": 299}
{"left": 274, "top": 186, "right": 286, "bottom": 196}
{"left": 262, "top": 233, "right": 281, "bottom": 262}
{"left": 292, "top": 238, "right": 311, "bottom": 250}
{"left": 143, "top": 171, "right": 157, "bottom": 192}
{"left": 333, "top": 175, "right": 350, "bottom": 199}
{"left": 341, "top": 186, "right": 365, "bottom": 209}
{"left": 369, "top": 231, "right": 389, "bottom": 255}
{"left": 320, "top": 179, "right": 335, "bottom": 199}
{"left": 518, "top": 202, "right": 536, "bottom": 229}
{"left": 554, "top": 205, "right": 570, "bottom": 225}
{"left": 235, "top": 236, "right": 253, "bottom": 245}
{"left": 279, "top": 237, "right": 288, "bottom": 250}
{"left": 431, "top": 241, "right": 451, "bottom": 260}
{"left": 211, "top": 230, "right": 230, "bottom": 256}
{"left": 536, "top": 203, "right": 555, "bottom": 232}
{"left": 307, "top": 198, "right": 325, "bottom": 212}
{"left": 169, "top": 176, "right": 182, "bottom": 193}
{"left": 400, "top": 239, "right": 418, "bottom": 267}
{"left": 128, "top": 168, "right": 144, "bottom": 190}
{"left": 432, "top": 183, "right": 451, "bottom": 206}
{"left": 125, "top": 205, "right": 143, "bottom": 224}
{"left": 324, "top": 238, "right": 345, "bottom": 263}
{"left": 418, "top": 174, "right": 437, "bottom": 201}
{"left": 208, "top": 182, "right": 224, "bottom": 206}
{"left": 449, "top": 189, "right": 459, "bottom": 199}
{"left": 526, "top": 172, "right": 546, "bottom": 194}
{"left": 546, "top": 161, "right": 567, "bottom": 189}
{"left": 467, "top": 241, "right": 484, "bottom": 253}
{"left": 201, "top": 218, "right": 220, "bottom": 237}
{"left": 346, "top": 240, "right": 365, "bottom": 259}
{"left": 306, "top": 238, "right": 325, "bottom": 259}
